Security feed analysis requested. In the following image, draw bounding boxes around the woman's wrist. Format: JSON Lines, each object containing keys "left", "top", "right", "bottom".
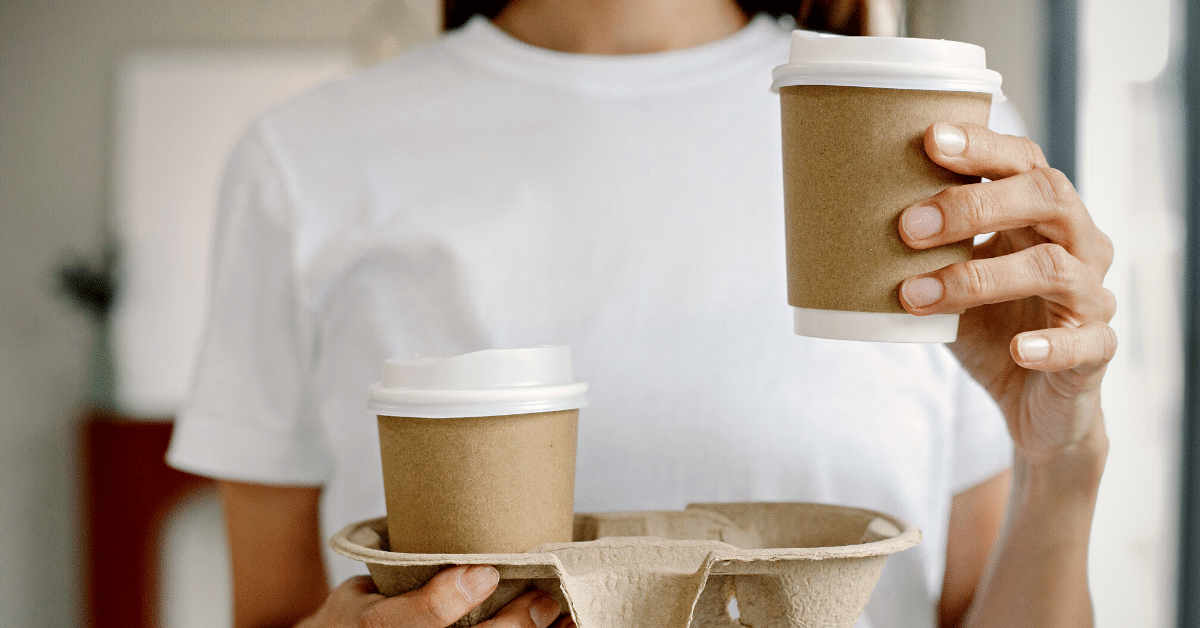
{"left": 1015, "top": 418, "right": 1108, "bottom": 508}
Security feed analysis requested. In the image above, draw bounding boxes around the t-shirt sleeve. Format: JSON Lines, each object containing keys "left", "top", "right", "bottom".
{"left": 989, "top": 97, "right": 1029, "bottom": 138}
{"left": 949, "top": 367, "right": 1013, "bottom": 495}
{"left": 167, "top": 122, "right": 331, "bottom": 485}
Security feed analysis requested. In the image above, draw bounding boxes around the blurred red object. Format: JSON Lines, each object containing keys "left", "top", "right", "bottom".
{"left": 82, "top": 409, "right": 213, "bottom": 628}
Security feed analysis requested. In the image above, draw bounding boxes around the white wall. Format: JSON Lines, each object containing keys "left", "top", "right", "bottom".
{"left": 1078, "top": 0, "right": 1185, "bottom": 625}
{"left": 158, "top": 488, "right": 232, "bottom": 628}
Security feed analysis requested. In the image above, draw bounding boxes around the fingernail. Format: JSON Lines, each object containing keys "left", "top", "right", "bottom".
{"left": 902, "top": 276, "right": 944, "bottom": 308}
{"left": 1017, "top": 335, "right": 1051, "bottom": 362}
{"left": 934, "top": 122, "right": 967, "bottom": 156}
{"left": 901, "top": 204, "right": 943, "bottom": 241}
{"left": 529, "top": 594, "right": 561, "bottom": 628}
{"left": 458, "top": 565, "right": 499, "bottom": 603}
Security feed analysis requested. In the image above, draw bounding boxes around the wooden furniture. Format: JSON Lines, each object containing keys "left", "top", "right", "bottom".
{"left": 82, "top": 409, "right": 213, "bottom": 628}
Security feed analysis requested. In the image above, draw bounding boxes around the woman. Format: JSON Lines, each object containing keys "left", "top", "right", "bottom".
{"left": 168, "top": 1, "right": 1115, "bottom": 627}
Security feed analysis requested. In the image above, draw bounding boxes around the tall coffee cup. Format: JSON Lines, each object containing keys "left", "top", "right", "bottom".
{"left": 368, "top": 345, "right": 587, "bottom": 554}
{"left": 772, "top": 32, "right": 1003, "bottom": 342}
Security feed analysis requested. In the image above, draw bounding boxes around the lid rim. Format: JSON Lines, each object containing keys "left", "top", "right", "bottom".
{"left": 368, "top": 381, "right": 589, "bottom": 418}
{"left": 369, "top": 381, "right": 588, "bottom": 402}
{"left": 369, "top": 395, "right": 589, "bottom": 419}
{"left": 771, "top": 64, "right": 1002, "bottom": 94}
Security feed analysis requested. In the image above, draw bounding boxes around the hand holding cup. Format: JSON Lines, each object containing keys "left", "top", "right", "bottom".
{"left": 898, "top": 122, "right": 1117, "bottom": 465}
{"left": 773, "top": 31, "right": 1004, "bottom": 342}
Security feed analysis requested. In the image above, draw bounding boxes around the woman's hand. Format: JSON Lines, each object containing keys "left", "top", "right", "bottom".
{"left": 897, "top": 122, "right": 1117, "bottom": 466}
{"left": 298, "top": 567, "right": 570, "bottom": 628}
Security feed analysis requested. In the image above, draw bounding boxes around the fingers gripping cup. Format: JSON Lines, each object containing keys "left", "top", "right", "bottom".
{"left": 368, "top": 345, "right": 587, "bottom": 554}
{"left": 772, "top": 32, "right": 1003, "bottom": 342}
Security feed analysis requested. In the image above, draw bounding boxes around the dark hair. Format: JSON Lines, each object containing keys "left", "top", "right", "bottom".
{"left": 442, "top": 1, "right": 869, "bottom": 36}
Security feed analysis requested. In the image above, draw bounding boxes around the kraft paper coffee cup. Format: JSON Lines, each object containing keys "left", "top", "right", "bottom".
{"left": 368, "top": 345, "right": 587, "bottom": 554}
{"left": 772, "top": 32, "right": 1003, "bottom": 342}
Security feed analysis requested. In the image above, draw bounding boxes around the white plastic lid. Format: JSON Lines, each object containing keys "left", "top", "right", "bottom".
{"left": 368, "top": 345, "right": 589, "bottom": 418}
{"left": 771, "top": 30, "right": 1003, "bottom": 95}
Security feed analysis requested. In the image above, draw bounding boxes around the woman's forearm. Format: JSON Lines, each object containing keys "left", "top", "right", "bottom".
{"left": 962, "top": 420, "right": 1109, "bottom": 628}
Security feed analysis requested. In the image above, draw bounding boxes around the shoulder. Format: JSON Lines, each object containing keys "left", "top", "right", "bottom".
{"left": 249, "top": 25, "right": 491, "bottom": 154}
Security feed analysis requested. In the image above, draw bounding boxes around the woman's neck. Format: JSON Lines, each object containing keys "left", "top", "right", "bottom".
{"left": 492, "top": 0, "right": 750, "bottom": 55}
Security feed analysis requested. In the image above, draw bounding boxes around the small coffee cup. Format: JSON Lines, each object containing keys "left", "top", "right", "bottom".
{"left": 368, "top": 345, "right": 587, "bottom": 554}
{"left": 772, "top": 31, "right": 1003, "bottom": 342}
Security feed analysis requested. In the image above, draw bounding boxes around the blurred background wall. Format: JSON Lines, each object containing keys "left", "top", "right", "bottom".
{"left": 0, "top": 2, "right": 436, "bottom": 626}
{"left": 0, "top": 1, "right": 1184, "bottom": 627}
{"left": 928, "top": 1, "right": 1186, "bottom": 627}
{"left": 909, "top": 0, "right": 1048, "bottom": 147}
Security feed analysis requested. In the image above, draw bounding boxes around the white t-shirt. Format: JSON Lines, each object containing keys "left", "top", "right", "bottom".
{"left": 168, "top": 15, "right": 1015, "bottom": 628}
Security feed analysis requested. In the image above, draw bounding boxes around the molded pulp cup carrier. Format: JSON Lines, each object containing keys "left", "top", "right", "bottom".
{"left": 330, "top": 503, "right": 922, "bottom": 628}
{"left": 369, "top": 346, "right": 587, "bottom": 555}
{"left": 773, "top": 31, "right": 1003, "bottom": 343}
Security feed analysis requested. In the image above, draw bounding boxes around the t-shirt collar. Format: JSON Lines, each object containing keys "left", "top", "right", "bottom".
{"left": 446, "top": 13, "right": 788, "bottom": 95}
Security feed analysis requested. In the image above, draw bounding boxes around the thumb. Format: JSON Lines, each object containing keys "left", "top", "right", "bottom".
{"left": 365, "top": 565, "right": 499, "bottom": 628}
